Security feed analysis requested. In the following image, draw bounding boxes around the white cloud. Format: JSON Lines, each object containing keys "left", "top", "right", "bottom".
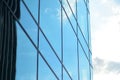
{"left": 44, "top": 8, "right": 51, "bottom": 13}
{"left": 63, "top": 0, "right": 76, "bottom": 20}
{"left": 92, "top": 15, "right": 120, "bottom": 62}
{"left": 93, "top": 57, "right": 105, "bottom": 73}
{"left": 57, "top": 0, "right": 76, "bottom": 21}
{"left": 93, "top": 57, "right": 120, "bottom": 74}
{"left": 94, "top": 72, "right": 120, "bottom": 80}
{"left": 81, "top": 69, "right": 89, "bottom": 80}
{"left": 91, "top": 0, "right": 120, "bottom": 62}
{"left": 90, "top": 0, "right": 120, "bottom": 80}
{"left": 106, "top": 61, "right": 120, "bottom": 74}
{"left": 93, "top": 57, "right": 120, "bottom": 80}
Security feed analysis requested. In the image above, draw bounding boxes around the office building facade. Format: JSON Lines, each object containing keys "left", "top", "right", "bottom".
{"left": 7, "top": 0, "right": 92, "bottom": 80}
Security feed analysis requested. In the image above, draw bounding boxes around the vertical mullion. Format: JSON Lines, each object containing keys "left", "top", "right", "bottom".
{"left": 86, "top": 1, "right": 91, "bottom": 80}
{"left": 61, "top": 0, "right": 63, "bottom": 80}
{"left": 37, "top": 0, "right": 40, "bottom": 80}
{"left": 76, "top": 0, "right": 80, "bottom": 80}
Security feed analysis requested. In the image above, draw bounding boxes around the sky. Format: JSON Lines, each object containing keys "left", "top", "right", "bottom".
{"left": 90, "top": 0, "right": 120, "bottom": 80}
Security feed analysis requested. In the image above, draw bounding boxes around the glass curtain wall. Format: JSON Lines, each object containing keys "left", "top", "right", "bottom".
{"left": 14, "top": 0, "right": 93, "bottom": 80}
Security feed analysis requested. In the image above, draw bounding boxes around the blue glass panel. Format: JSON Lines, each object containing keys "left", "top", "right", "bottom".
{"left": 15, "top": 0, "right": 92, "bottom": 80}
{"left": 79, "top": 43, "right": 90, "bottom": 80}
{"left": 63, "top": 19, "right": 77, "bottom": 80}
{"left": 16, "top": 24, "right": 37, "bottom": 80}
{"left": 39, "top": 31, "right": 61, "bottom": 79}
{"left": 24, "top": 0, "right": 38, "bottom": 21}
{"left": 78, "top": 0, "right": 88, "bottom": 42}
{"left": 40, "top": 0, "right": 61, "bottom": 57}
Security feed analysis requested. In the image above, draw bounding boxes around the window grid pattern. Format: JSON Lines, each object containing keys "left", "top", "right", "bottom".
{"left": 2, "top": 0, "right": 93, "bottom": 80}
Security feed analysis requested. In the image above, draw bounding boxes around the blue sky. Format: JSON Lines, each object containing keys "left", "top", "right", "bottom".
{"left": 16, "top": 0, "right": 91, "bottom": 80}
{"left": 90, "top": 0, "right": 120, "bottom": 80}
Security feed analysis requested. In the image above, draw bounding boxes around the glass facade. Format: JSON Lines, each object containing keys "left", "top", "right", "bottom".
{"left": 15, "top": 0, "right": 92, "bottom": 80}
